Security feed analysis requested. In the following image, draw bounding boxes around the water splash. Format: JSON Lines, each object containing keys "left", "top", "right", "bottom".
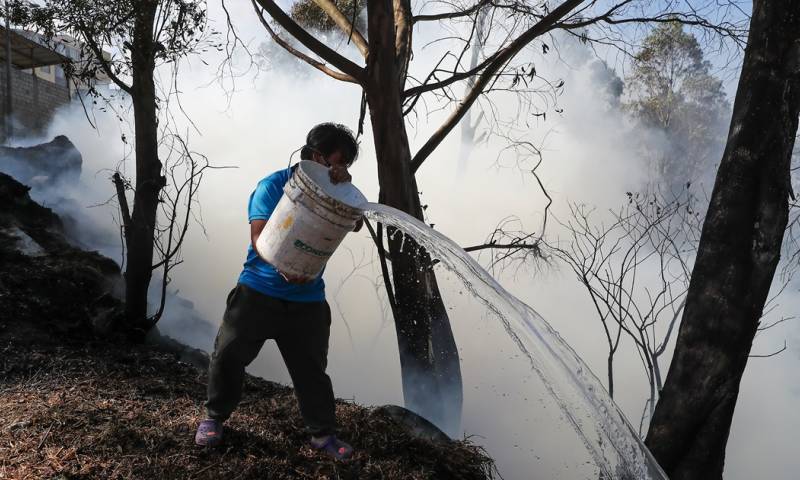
{"left": 363, "top": 203, "right": 668, "bottom": 480}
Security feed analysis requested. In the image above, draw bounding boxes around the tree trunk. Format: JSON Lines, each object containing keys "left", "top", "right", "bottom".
{"left": 645, "top": 3, "right": 800, "bottom": 478}
{"left": 365, "top": 0, "right": 463, "bottom": 434}
{"left": 457, "top": 9, "right": 486, "bottom": 172}
{"left": 124, "top": 3, "right": 163, "bottom": 332}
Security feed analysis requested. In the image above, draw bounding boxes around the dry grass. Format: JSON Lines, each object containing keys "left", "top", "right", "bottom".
{"left": 0, "top": 172, "right": 494, "bottom": 479}
{"left": 0, "top": 334, "right": 495, "bottom": 480}
{"left": 0, "top": 258, "right": 494, "bottom": 480}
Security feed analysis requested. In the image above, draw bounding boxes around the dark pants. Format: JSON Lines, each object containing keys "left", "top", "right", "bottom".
{"left": 205, "top": 283, "right": 336, "bottom": 436}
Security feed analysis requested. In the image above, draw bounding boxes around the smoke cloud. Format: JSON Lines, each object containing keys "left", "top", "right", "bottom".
{"left": 7, "top": 3, "right": 797, "bottom": 478}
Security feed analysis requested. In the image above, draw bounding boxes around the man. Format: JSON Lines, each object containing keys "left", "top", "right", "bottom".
{"left": 195, "top": 123, "right": 360, "bottom": 460}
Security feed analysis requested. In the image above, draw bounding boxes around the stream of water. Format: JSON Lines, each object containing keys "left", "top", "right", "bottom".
{"left": 362, "top": 202, "right": 668, "bottom": 480}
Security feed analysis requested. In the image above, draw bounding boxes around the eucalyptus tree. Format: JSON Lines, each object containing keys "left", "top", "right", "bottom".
{"left": 646, "top": 3, "right": 800, "bottom": 478}
{"left": 23, "top": 0, "right": 214, "bottom": 332}
{"left": 624, "top": 22, "right": 729, "bottom": 188}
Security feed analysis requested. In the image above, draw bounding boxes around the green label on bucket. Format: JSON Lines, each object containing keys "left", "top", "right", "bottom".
{"left": 293, "top": 239, "right": 334, "bottom": 258}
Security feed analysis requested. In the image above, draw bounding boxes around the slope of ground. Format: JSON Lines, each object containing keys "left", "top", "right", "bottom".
{"left": 0, "top": 172, "right": 494, "bottom": 479}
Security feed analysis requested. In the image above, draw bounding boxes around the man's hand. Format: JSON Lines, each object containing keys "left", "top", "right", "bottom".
{"left": 328, "top": 165, "right": 352, "bottom": 184}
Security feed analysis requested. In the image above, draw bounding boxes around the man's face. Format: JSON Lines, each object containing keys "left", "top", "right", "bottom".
{"left": 312, "top": 149, "right": 349, "bottom": 168}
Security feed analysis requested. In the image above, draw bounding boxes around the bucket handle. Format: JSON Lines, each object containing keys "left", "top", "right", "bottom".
{"left": 287, "top": 145, "right": 304, "bottom": 170}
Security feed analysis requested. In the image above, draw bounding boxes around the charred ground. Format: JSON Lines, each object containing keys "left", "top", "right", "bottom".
{"left": 0, "top": 172, "right": 494, "bottom": 480}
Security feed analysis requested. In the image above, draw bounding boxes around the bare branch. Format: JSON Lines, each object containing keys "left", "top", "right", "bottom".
{"left": 312, "top": 0, "right": 369, "bottom": 57}
{"left": 654, "top": 297, "right": 686, "bottom": 356}
{"left": 76, "top": 21, "right": 133, "bottom": 94}
{"left": 111, "top": 172, "right": 132, "bottom": 233}
{"left": 464, "top": 215, "right": 549, "bottom": 271}
{"left": 556, "top": 12, "right": 748, "bottom": 47}
{"left": 252, "top": 0, "right": 365, "bottom": 82}
{"left": 411, "top": 0, "right": 587, "bottom": 173}
{"left": 758, "top": 315, "right": 796, "bottom": 332}
{"left": 464, "top": 241, "right": 540, "bottom": 252}
{"left": 402, "top": 48, "right": 499, "bottom": 100}
{"left": 218, "top": 0, "right": 259, "bottom": 105}
{"left": 252, "top": 1, "right": 359, "bottom": 83}
{"left": 749, "top": 341, "right": 788, "bottom": 358}
{"left": 548, "top": 189, "right": 704, "bottom": 405}
{"left": 413, "top": 0, "right": 489, "bottom": 23}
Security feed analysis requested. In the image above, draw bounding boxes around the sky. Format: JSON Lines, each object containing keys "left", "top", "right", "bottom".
{"left": 13, "top": 1, "right": 800, "bottom": 479}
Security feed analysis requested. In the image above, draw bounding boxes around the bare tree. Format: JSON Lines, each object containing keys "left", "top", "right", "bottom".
{"left": 551, "top": 191, "right": 701, "bottom": 427}
{"left": 23, "top": 0, "right": 215, "bottom": 334}
{"left": 149, "top": 133, "right": 216, "bottom": 324}
{"left": 112, "top": 133, "right": 210, "bottom": 324}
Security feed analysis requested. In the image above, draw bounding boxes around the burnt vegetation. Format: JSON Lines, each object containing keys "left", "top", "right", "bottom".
{"left": 0, "top": 172, "right": 495, "bottom": 480}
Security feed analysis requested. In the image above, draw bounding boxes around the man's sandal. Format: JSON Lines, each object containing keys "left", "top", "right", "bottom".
{"left": 195, "top": 419, "right": 223, "bottom": 447}
{"left": 310, "top": 435, "right": 353, "bottom": 460}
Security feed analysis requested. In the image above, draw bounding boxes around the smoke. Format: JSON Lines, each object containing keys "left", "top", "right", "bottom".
{"left": 0, "top": 89, "right": 225, "bottom": 349}
{"left": 0, "top": 101, "right": 127, "bottom": 259}
{"left": 10, "top": 3, "right": 799, "bottom": 479}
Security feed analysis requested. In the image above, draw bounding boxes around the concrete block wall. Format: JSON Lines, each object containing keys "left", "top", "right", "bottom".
{"left": 0, "top": 64, "right": 71, "bottom": 143}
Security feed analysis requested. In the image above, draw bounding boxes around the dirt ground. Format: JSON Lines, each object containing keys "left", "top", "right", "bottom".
{"left": 0, "top": 171, "right": 495, "bottom": 479}
{"left": 0, "top": 327, "right": 494, "bottom": 479}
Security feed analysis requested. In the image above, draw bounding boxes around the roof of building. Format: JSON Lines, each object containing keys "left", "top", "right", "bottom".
{"left": 0, "top": 26, "right": 70, "bottom": 69}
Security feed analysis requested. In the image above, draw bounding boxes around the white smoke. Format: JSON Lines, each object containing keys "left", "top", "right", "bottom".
{"left": 12, "top": 2, "right": 798, "bottom": 479}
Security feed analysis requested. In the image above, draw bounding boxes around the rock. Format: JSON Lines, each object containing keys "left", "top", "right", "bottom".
{"left": 145, "top": 330, "right": 211, "bottom": 370}
{"left": 179, "top": 348, "right": 210, "bottom": 370}
{"left": 0, "top": 171, "right": 68, "bottom": 251}
{"left": 0, "top": 135, "right": 82, "bottom": 186}
{"left": 4, "top": 226, "right": 46, "bottom": 256}
{"left": 89, "top": 293, "right": 124, "bottom": 337}
{"left": 0, "top": 170, "right": 123, "bottom": 340}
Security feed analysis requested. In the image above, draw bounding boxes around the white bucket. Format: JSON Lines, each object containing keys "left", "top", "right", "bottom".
{"left": 255, "top": 160, "right": 367, "bottom": 281}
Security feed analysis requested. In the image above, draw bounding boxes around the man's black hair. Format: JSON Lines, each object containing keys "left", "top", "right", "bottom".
{"left": 300, "top": 123, "right": 359, "bottom": 167}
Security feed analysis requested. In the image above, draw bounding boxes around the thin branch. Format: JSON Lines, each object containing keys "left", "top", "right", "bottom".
{"left": 413, "top": 0, "right": 489, "bottom": 23}
{"left": 403, "top": 52, "right": 454, "bottom": 116}
{"left": 557, "top": 12, "right": 747, "bottom": 47}
{"left": 654, "top": 297, "right": 686, "bottom": 356}
{"left": 77, "top": 22, "right": 133, "bottom": 94}
{"left": 749, "top": 341, "right": 788, "bottom": 358}
{"left": 403, "top": 50, "right": 499, "bottom": 100}
{"left": 411, "top": 0, "right": 587, "bottom": 173}
{"left": 758, "top": 316, "right": 795, "bottom": 332}
{"left": 464, "top": 241, "right": 540, "bottom": 252}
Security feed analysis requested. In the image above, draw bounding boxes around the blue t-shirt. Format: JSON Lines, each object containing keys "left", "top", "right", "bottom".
{"left": 238, "top": 167, "right": 326, "bottom": 302}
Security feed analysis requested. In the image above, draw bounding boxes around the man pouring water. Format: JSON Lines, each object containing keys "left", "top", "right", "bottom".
{"left": 195, "top": 123, "right": 361, "bottom": 460}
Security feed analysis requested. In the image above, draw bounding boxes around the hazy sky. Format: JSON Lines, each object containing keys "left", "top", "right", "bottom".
{"left": 21, "top": 1, "right": 798, "bottom": 479}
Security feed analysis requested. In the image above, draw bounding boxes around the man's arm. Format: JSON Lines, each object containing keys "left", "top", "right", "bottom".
{"left": 250, "top": 219, "right": 267, "bottom": 249}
